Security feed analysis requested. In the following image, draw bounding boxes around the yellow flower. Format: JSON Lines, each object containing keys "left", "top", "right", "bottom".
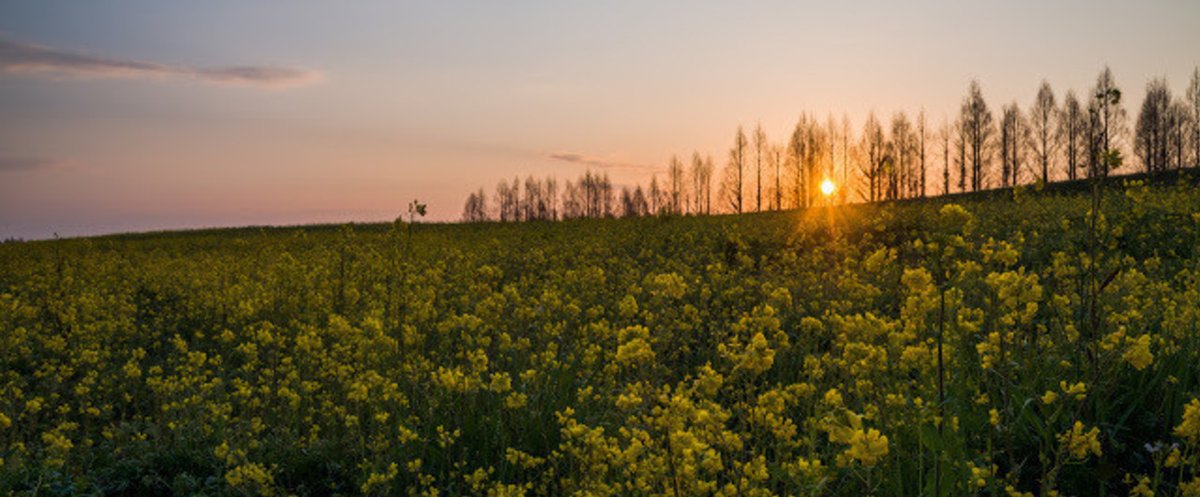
{"left": 1060, "top": 381, "right": 1088, "bottom": 401}
{"left": 1180, "top": 476, "right": 1200, "bottom": 497}
{"left": 1175, "top": 398, "right": 1200, "bottom": 445}
{"left": 843, "top": 428, "right": 889, "bottom": 466}
{"left": 738, "top": 332, "right": 775, "bottom": 374}
{"left": 824, "top": 388, "right": 844, "bottom": 408}
{"left": 225, "top": 462, "right": 275, "bottom": 496}
{"left": 615, "top": 337, "right": 655, "bottom": 366}
{"left": 1128, "top": 475, "right": 1153, "bottom": 497}
{"left": 989, "top": 409, "right": 1000, "bottom": 427}
{"left": 361, "top": 463, "right": 399, "bottom": 494}
{"left": 1041, "top": 391, "right": 1058, "bottom": 405}
{"left": 1058, "top": 421, "right": 1101, "bottom": 460}
{"left": 1122, "top": 334, "right": 1153, "bottom": 370}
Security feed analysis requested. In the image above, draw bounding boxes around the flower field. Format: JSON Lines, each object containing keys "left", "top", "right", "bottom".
{"left": 2, "top": 179, "right": 1199, "bottom": 496}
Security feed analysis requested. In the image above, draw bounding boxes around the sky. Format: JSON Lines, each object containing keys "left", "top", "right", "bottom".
{"left": 1, "top": 1, "right": 1198, "bottom": 239}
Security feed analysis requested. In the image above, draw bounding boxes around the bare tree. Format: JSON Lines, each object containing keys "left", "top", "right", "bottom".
{"left": 544, "top": 177, "right": 558, "bottom": 220}
{"left": 1168, "top": 98, "right": 1190, "bottom": 169}
{"left": 1087, "top": 66, "right": 1127, "bottom": 178}
{"left": 668, "top": 155, "right": 685, "bottom": 214}
{"left": 960, "top": 80, "right": 996, "bottom": 191}
{"left": 753, "top": 123, "right": 767, "bottom": 212}
{"left": 720, "top": 126, "right": 748, "bottom": 213}
{"left": 703, "top": 155, "right": 714, "bottom": 214}
{"left": 1135, "top": 77, "right": 1173, "bottom": 173}
{"left": 999, "top": 102, "right": 1027, "bottom": 187}
{"left": 689, "top": 152, "right": 704, "bottom": 214}
{"left": 1028, "top": 80, "right": 1060, "bottom": 182}
{"left": 787, "top": 118, "right": 807, "bottom": 208}
{"left": 860, "top": 112, "right": 886, "bottom": 202}
{"left": 939, "top": 118, "right": 952, "bottom": 195}
{"left": 648, "top": 175, "right": 662, "bottom": 215}
{"left": 771, "top": 144, "right": 784, "bottom": 210}
{"left": 1188, "top": 67, "right": 1200, "bottom": 166}
{"left": 1060, "top": 90, "right": 1087, "bottom": 181}
{"left": 917, "top": 110, "right": 928, "bottom": 197}
{"left": 890, "top": 112, "right": 914, "bottom": 199}
{"left": 461, "top": 188, "right": 489, "bottom": 222}
{"left": 841, "top": 114, "right": 852, "bottom": 202}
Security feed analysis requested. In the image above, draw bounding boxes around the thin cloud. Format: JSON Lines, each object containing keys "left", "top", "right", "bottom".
{"left": 0, "top": 37, "right": 321, "bottom": 88}
{"left": 0, "top": 157, "right": 58, "bottom": 172}
{"left": 548, "top": 152, "right": 656, "bottom": 171}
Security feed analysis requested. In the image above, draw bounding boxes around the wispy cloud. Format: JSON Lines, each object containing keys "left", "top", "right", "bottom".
{"left": 0, "top": 37, "right": 321, "bottom": 88}
{"left": 548, "top": 152, "right": 656, "bottom": 171}
{"left": 0, "top": 157, "right": 59, "bottom": 173}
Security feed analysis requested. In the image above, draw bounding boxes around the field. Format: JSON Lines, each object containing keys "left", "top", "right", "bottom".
{"left": 2, "top": 178, "right": 1200, "bottom": 496}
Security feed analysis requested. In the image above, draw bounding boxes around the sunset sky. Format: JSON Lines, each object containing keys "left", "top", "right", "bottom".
{"left": 2, "top": 1, "right": 1198, "bottom": 239}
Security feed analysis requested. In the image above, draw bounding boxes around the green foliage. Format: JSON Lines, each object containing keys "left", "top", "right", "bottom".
{"left": 0, "top": 179, "right": 1198, "bottom": 496}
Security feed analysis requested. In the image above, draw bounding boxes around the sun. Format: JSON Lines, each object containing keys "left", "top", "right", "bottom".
{"left": 820, "top": 178, "right": 837, "bottom": 197}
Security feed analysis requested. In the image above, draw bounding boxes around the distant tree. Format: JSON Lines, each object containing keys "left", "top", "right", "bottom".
{"left": 1060, "top": 90, "right": 1087, "bottom": 181}
{"left": 597, "top": 171, "right": 609, "bottom": 216}
{"left": 960, "top": 80, "right": 996, "bottom": 191}
{"left": 860, "top": 112, "right": 886, "bottom": 202}
{"left": 721, "top": 126, "right": 748, "bottom": 213}
{"left": 799, "top": 115, "right": 828, "bottom": 206}
{"left": 702, "top": 155, "right": 714, "bottom": 214}
{"left": 544, "top": 177, "right": 558, "bottom": 220}
{"left": 771, "top": 144, "right": 784, "bottom": 210}
{"left": 461, "top": 188, "right": 488, "bottom": 222}
{"left": 917, "top": 110, "right": 928, "bottom": 197}
{"left": 890, "top": 112, "right": 914, "bottom": 199}
{"left": 999, "top": 102, "right": 1028, "bottom": 187}
{"left": 1028, "top": 80, "right": 1060, "bottom": 182}
{"left": 1188, "top": 67, "right": 1200, "bottom": 166}
{"left": 689, "top": 152, "right": 714, "bottom": 215}
{"left": 938, "top": 118, "right": 952, "bottom": 195}
{"left": 1135, "top": 77, "right": 1173, "bottom": 173}
{"left": 827, "top": 114, "right": 838, "bottom": 184}
{"left": 954, "top": 117, "right": 967, "bottom": 192}
{"left": 841, "top": 114, "right": 852, "bottom": 201}
{"left": 1168, "top": 98, "right": 1189, "bottom": 169}
{"left": 787, "top": 118, "right": 807, "bottom": 208}
{"left": 648, "top": 175, "right": 662, "bottom": 215}
{"left": 668, "top": 155, "right": 685, "bottom": 214}
{"left": 753, "top": 124, "right": 767, "bottom": 212}
{"left": 632, "top": 185, "right": 649, "bottom": 216}
{"left": 689, "top": 152, "right": 703, "bottom": 214}
{"left": 1087, "top": 66, "right": 1127, "bottom": 178}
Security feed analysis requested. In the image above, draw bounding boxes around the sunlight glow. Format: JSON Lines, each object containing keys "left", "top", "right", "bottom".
{"left": 820, "top": 178, "right": 837, "bottom": 197}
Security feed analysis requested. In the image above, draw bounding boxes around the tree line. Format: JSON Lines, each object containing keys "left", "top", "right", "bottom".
{"left": 464, "top": 66, "right": 1200, "bottom": 222}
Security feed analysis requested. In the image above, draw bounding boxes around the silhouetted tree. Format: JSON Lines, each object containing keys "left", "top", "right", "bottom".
{"left": 999, "top": 102, "right": 1027, "bottom": 187}
{"left": 1061, "top": 90, "right": 1087, "bottom": 181}
{"left": 1028, "top": 80, "right": 1059, "bottom": 182}
{"left": 787, "top": 118, "right": 807, "bottom": 208}
{"left": 753, "top": 123, "right": 767, "bottom": 212}
{"left": 1136, "top": 77, "right": 1173, "bottom": 173}
{"left": 1188, "top": 67, "right": 1200, "bottom": 166}
{"left": 860, "top": 112, "right": 886, "bottom": 202}
{"left": 917, "top": 110, "right": 928, "bottom": 197}
{"left": 720, "top": 126, "right": 748, "bottom": 213}
{"left": 668, "top": 155, "right": 685, "bottom": 214}
{"left": 960, "top": 80, "right": 995, "bottom": 191}
{"left": 1087, "top": 66, "right": 1127, "bottom": 178}
{"left": 890, "top": 112, "right": 914, "bottom": 199}
{"left": 770, "top": 144, "right": 784, "bottom": 210}
{"left": 939, "top": 119, "right": 952, "bottom": 195}
{"left": 461, "top": 188, "right": 489, "bottom": 222}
